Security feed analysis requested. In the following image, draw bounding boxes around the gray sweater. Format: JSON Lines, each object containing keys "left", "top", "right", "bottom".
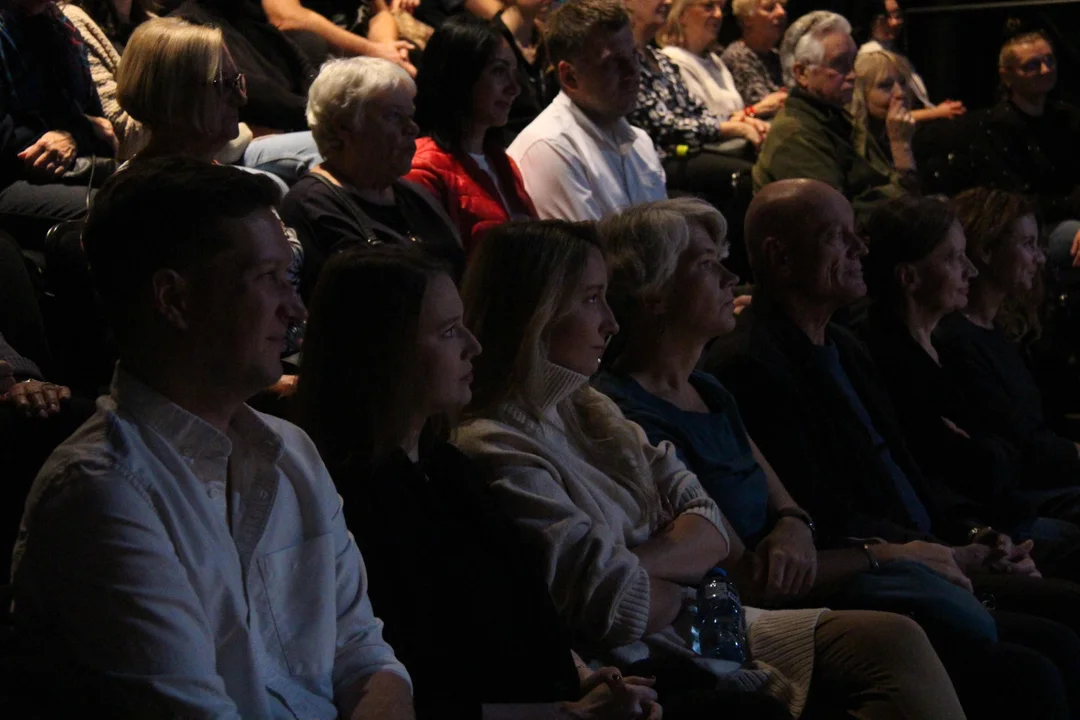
{"left": 0, "top": 330, "right": 43, "bottom": 381}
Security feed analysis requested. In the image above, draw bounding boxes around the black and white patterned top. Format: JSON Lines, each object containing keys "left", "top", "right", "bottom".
{"left": 628, "top": 46, "right": 724, "bottom": 159}
{"left": 720, "top": 39, "right": 783, "bottom": 107}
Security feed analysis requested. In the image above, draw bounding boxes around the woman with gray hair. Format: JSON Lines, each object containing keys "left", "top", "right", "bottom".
{"left": 280, "top": 57, "right": 464, "bottom": 299}
{"left": 719, "top": 0, "right": 789, "bottom": 115}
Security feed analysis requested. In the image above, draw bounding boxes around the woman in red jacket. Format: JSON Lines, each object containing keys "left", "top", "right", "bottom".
{"left": 408, "top": 15, "right": 538, "bottom": 257}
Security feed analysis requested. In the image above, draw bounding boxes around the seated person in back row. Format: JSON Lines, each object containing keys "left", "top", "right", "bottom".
{"left": 508, "top": 0, "right": 667, "bottom": 221}
{"left": 281, "top": 57, "right": 464, "bottom": 299}
{"left": 10, "top": 157, "right": 414, "bottom": 718}
{"left": 752, "top": 11, "right": 915, "bottom": 222}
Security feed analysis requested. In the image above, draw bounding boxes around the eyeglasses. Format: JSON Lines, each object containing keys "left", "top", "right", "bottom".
{"left": 1015, "top": 54, "right": 1056, "bottom": 73}
{"left": 213, "top": 72, "right": 247, "bottom": 95}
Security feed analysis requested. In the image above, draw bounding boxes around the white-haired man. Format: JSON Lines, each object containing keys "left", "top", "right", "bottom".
{"left": 751, "top": 10, "right": 914, "bottom": 220}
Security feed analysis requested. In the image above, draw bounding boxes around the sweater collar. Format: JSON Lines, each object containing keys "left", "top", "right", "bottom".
{"left": 538, "top": 359, "right": 591, "bottom": 413}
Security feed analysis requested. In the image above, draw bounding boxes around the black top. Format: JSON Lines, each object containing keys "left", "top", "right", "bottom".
{"left": 170, "top": 0, "right": 315, "bottom": 132}
{"left": 936, "top": 312, "right": 1080, "bottom": 490}
{"left": 859, "top": 307, "right": 1036, "bottom": 529}
{"left": 967, "top": 99, "right": 1080, "bottom": 226}
{"left": 702, "top": 302, "right": 981, "bottom": 546}
{"left": 493, "top": 11, "right": 555, "bottom": 142}
{"left": 280, "top": 176, "right": 465, "bottom": 299}
{"left": 334, "top": 441, "right": 581, "bottom": 719}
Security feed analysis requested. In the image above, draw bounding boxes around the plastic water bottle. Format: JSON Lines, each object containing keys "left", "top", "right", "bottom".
{"left": 690, "top": 567, "right": 747, "bottom": 663}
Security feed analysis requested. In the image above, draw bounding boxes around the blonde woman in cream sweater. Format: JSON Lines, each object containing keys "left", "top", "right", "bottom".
{"left": 456, "top": 219, "right": 965, "bottom": 720}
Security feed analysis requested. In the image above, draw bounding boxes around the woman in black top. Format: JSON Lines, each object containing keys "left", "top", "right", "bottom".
{"left": 280, "top": 56, "right": 465, "bottom": 299}
{"left": 492, "top": 0, "right": 555, "bottom": 139}
{"left": 861, "top": 193, "right": 1080, "bottom": 545}
{"left": 293, "top": 245, "right": 663, "bottom": 720}
{"left": 936, "top": 189, "right": 1080, "bottom": 516}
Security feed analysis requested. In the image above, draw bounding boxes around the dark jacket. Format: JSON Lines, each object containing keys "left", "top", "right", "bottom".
{"left": 702, "top": 302, "right": 980, "bottom": 547}
{"left": 858, "top": 306, "right": 1036, "bottom": 529}
{"left": 751, "top": 89, "right": 913, "bottom": 222}
{"left": 334, "top": 441, "right": 580, "bottom": 719}
{"left": 170, "top": 0, "right": 315, "bottom": 132}
{"left": 967, "top": 99, "right": 1080, "bottom": 226}
{"left": 936, "top": 312, "right": 1080, "bottom": 490}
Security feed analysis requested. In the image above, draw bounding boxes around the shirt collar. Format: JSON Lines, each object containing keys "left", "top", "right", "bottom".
{"left": 559, "top": 91, "right": 639, "bottom": 155}
{"left": 111, "top": 366, "right": 284, "bottom": 465}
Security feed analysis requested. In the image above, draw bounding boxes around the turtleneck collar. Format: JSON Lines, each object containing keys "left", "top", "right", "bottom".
{"left": 538, "top": 360, "right": 591, "bottom": 413}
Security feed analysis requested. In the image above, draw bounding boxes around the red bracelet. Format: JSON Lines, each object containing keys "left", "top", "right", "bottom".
{"left": 745, "top": 105, "right": 756, "bottom": 118}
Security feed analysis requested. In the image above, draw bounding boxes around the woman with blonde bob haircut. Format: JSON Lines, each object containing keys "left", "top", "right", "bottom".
{"left": 116, "top": 17, "right": 320, "bottom": 193}
{"left": 456, "top": 217, "right": 965, "bottom": 719}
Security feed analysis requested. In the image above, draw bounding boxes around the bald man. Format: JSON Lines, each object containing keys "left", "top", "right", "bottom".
{"left": 702, "top": 179, "right": 1080, "bottom": 713}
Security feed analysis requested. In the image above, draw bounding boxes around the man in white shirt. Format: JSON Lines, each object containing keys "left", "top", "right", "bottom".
{"left": 10, "top": 157, "right": 415, "bottom": 720}
{"left": 507, "top": 0, "right": 667, "bottom": 221}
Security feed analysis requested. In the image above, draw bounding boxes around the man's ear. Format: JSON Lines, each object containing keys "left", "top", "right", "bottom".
{"left": 761, "top": 234, "right": 791, "bottom": 275}
{"left": 150, "top": 268, "right": 191, "bottom": 331}
{"left": 792, "top": 61, "right": 810, "bottom": 89}
{"left": 557, "top": 59, "right": 579, "bottom": 93}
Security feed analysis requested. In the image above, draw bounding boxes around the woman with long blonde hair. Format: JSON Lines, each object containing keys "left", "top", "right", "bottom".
{"left": 848, "top": 49, "right": 917, "bottom": 177}
{"left": 456, "top": 219, "right": 965, "bottom": 719}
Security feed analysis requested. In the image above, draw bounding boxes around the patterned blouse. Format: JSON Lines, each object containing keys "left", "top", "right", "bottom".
{"left": 720, "top": 39, "right": 784, "bottom": 107}
{"left": 628, "top": 46, "right": 723, "bottom": 159}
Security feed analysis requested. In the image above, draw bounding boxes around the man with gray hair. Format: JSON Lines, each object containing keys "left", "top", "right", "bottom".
{"left": 751, "top": 10, "right": 914, "bottom": 220}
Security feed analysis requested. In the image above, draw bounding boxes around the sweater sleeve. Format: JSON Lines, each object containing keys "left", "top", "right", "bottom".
{"left": 62, "top": 6, "right": 148, "bottom": 160}
{"left": 457, "top": 420, "right": 652, "bottom": 648}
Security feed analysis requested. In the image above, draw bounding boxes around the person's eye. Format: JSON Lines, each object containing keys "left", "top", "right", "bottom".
{"left": 586, "top": 294, "right": 600, "bottom": 304}
{"left": 442, "top": 324, "right": 458, "bottom": 339}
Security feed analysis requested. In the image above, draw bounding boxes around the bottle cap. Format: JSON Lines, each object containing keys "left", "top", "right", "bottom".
{"left": 706, "top": 567, "right": 728, "bottom": 578}
{"left": 675, "top": 144, "right": 689, "bottom": 157}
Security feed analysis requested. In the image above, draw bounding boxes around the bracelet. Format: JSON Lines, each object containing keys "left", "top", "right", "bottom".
{"left": 861, "top": 542, "right": 881, "bottom": 572}
{"left": 745, "top": 105, "right": 756, "bottom": 118}
{"left": 776, "top": 506, "right": 816, "bottom": 541}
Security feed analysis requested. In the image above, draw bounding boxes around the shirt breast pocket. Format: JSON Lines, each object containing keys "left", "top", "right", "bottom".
{"left": 258, "top": 534, "right": 337, "bottom": 678}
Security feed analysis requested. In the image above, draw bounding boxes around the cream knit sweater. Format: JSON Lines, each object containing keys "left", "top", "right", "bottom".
{"left": 457, "top": 361, "right": 823, "bottom": 717}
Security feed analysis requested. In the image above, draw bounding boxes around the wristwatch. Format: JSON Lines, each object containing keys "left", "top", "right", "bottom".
{"left": 776, "top": 507, "right": 816, "bottom": 541}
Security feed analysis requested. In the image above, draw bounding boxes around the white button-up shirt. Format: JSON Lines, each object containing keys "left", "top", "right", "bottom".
{"left": 508, "top": 92, "right": 667, "bottom": 221}
{"left": 11, "top": 369, "right": 410, "bottom": 719}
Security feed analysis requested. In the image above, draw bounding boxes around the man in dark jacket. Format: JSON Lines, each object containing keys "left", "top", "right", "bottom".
{"left": 751, "top": 10, "right": 913, "bottom": 222}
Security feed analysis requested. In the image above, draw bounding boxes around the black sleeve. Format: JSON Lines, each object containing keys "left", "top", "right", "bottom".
{"left": 280, "top": 182, "right": 367, "bottom": 301}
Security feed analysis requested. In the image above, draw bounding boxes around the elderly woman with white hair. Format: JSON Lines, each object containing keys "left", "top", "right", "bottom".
{"left": 719, "top": 0, "right": 789, "bottom": 117}
{"left": 752, "top": 10, "right": 916, "bottom": 221}
{"left": 280, "top": 57, "right": 464, "bottom": 300}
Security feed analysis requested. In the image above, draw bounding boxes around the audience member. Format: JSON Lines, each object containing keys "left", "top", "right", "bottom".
{"left": 860, "top": 194, "right": 1080, "bottom": 555}
{"left": 117, "top": 17, "right": 322, "bottom": 195}
{"left": 0, "top": 0, "right": 117, "bottom": 249}
{"left": 281, "top": 57, "right": 463, "bottom": 300}
{"left": 855, "top": 0, "right": 964, "bottom": 122}
{"left": 507, "top": 0, "right": 666, "bottom": 221}
{"left": 625, "top": 0, "right": 764, "bottom": 203}
{"left": 936, "top": 188, "right": 1080, "bottom": 514}
{"left": 657, "top": 0, "right": 750, "bottom": 121}
{"left": 61, "top": 0, "right": 154, "bottom": 159}
{"left": 261, "top": 0, "right": 416, "bottom": 75}
{"left": 407, "top": 15, "right": 537, "bottom": 255}
{"left": 969, "top": 30, "right": 1080, "bottom": 272}
{"left": 849, "top": 49, "right": 917, "bottom": 172}
{"left": 492, "top": 0, "right": 556, "bottom": 138}
{"left": 702, "top": 180, "right": 1080, "bottom": 713}
{"left": 752, "top": 11, "right": 913, "bottom": 221}
{"left": 595, "top": 196, "right": 1080, "bottom": 719}
{"left": 169, "top": 0, "right": 319, "bottom": 133}
{"left": 719, "top": 0, "right": 788, "bottom": 114}
{"left": 456, "top": 218, "right": 966, "bottom": 720}
{"left": 294, "top": 244, "right": 664, "bottom": 719}
{"left": 10, "top": 157, "right": 414, "bottom": 718}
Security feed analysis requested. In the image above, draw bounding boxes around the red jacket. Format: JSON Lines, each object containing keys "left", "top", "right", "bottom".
{"left": 406, "top": 136, "right": 538, "bottom": 257}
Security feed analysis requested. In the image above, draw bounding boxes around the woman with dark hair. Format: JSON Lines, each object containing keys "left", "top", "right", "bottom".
{"left": 492, "top": 0, "right": 555, "bottom": 139}
{"left": 406, "top": 14, "right": 537, "bottom": 256}
{"left": 292, "top": 244, "right": 663, "bottom": 720}
{"left": 936, "top": 188, "right": 1080, "bottom": 513}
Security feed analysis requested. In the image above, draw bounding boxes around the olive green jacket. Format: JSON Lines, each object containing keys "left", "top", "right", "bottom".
{"left": 752, "top": 89, "right": 915, "bottom": 220}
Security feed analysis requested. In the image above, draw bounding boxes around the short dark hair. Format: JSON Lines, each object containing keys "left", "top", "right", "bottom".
{"left": 414, "top": 14, "right": 504, "bottom": 153}
{"left": 82, "top": 157, "right": 281, "bottom": 344}
{"left": 293, "top": 245, "right": 450, "bottom": 469}
{"left": 863, "top": 195, "right": 958, "bottom": 304}
{"left": 545, "top": 0, "right": 630, "bottom": 67}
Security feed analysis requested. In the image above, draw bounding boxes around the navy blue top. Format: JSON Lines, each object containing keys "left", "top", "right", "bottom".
{"left": 810, "top": 343, "right": 933, "bottom": 533}
{"left": 594, "top": 369, "right": 769, "bottom": 542}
